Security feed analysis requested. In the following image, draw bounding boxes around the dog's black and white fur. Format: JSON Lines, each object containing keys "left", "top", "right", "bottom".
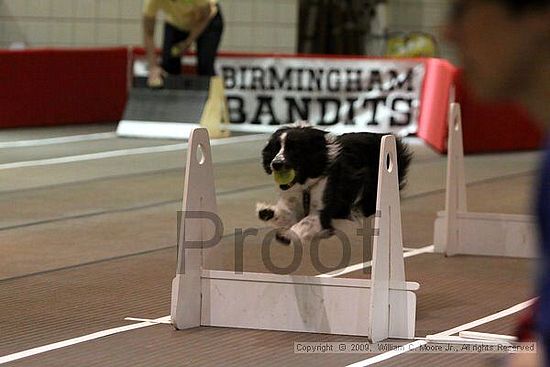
{"left": 256, "top": 123, "right": 412, "bottom": 244}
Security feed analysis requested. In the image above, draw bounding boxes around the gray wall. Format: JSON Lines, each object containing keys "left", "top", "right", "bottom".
{"left": 0, "top": 0, "right": 298, "bottom": 53}
{"left": 0, "top": 0, "right": 456, "bottom": 62}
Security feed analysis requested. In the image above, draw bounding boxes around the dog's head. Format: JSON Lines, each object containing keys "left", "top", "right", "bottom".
{"left": 262, "top": 125, "right": 332, "bottom": 190}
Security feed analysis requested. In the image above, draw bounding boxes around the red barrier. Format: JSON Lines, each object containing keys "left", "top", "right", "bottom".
{"left": 0, "top": 48, "right": 542, "bottom": 153}
{"left": 413, "top": 59, "right": 543, "bottom": 153}
{"left": 0, "top": 47, "right": 129, "bottom": 128}
{"left": 454, "top": 70, "right": 543, "bottom": 153}
{"left": 416, "top": 58, "right": 457, "bottom": 152}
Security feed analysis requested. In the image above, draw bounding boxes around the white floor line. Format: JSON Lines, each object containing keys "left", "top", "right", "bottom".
{"left": 0, "top": 316, "right": 169, "bottom": 365}
{"left": 0, "top": 132, "right": 117, "bottom": 149}
{"left": 317, "top": 245, "right": 434, "bottom": 278}
{"left": 344, "top": 297, "right": 537, "bottom": 367}
{"left": 124, "top": 317, "right": 172, "bottom": 324}
{"left": 0, "top": 244, "right": 433, "bottom": 365}
{"left": 429, "top": 298, "right": 537, "bottom": 338}
{"left": 1, "top": 237, "right": 527, "bottom": 367}
{"left": 0, "top": 134, "right": 266, "bottom": 171}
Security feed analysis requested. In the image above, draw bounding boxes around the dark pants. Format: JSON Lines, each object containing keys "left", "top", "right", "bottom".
{"left": 161, "top": 7, "right": 223, "bottom": 76}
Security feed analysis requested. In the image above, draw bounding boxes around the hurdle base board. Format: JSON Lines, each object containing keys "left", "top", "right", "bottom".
{"left": 172, "top": 270, "right": 417, "bottom": 340}
{"left": 458, "top": 331, "right": 518, "bottom": 342}
{"left": 425, "top": 335, "right": 514, "bottom": 346}
{"left": 117, "top": 120, "right": 203, "bottom": 140}
{"left": 433, "top": 210, "right": 537, "bottom": 258}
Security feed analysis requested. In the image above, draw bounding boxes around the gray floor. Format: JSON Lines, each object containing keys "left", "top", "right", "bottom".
{"left": 0, "top": 122, "right": 541, "bottom": 366}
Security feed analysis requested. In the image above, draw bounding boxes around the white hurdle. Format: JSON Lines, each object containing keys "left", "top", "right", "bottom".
{"left": 433, "top": 103, "right": 537, "bottom": 258}
{"left": 171, "top": 128, "right": 419, "bottom": 342}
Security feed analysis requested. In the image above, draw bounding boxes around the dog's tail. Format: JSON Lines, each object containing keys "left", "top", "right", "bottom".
{"left": 395, "top": 138, "right": 413, "bottom": 190}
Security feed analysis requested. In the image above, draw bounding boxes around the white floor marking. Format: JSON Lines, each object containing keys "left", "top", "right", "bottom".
{"left": 0, "top": 134, "right": 266, "bottom": 171}
{"left": 0, "top": 132, "right": 117, "bottom": 149}
{"left": 344, "top": 297, "right": 537, "bottom": 367}
{"left": 422, "top": 335, "right": 511, "bottom": 345}
{"left": 124, "top": 317, "right": 172, "bottom": 324}
{"left": 0, "top": 316, "right": 169, "bottom": 365}
{"left": 0, "top": 244, "right": 435, "bottom": 364}
{"left": 428, "top": 298, "right": 536, "bottom": 338}
{"left": 0, "top": 143, "right": 188, "bottom": 170}
{"left": 0, "top": 130, "right": 536, "bottom": 173}
{"left": 317, "top": 245, "right": 434, "bottom": 278}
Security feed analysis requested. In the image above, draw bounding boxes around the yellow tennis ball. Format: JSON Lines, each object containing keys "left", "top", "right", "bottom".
{"left": 274, "top": 169, "right": 295, "bottom": 185}
{"left": 171, "top": 46, "right": 181, "bottom": 57}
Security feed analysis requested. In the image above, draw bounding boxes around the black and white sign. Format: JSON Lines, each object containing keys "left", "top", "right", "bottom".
{"left": 216, "top": 56, "right": 426, "bottom": 135}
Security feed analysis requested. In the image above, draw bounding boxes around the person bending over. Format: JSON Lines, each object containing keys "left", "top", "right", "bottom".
{"left": 143, "top": 0, "right": 223, "bottom": 87}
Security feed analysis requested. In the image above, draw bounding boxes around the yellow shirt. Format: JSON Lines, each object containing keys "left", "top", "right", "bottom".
{"left": 143, "top": 0, "right": 217, "bottom": 31}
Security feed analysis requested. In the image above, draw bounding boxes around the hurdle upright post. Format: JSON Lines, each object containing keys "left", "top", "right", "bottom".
{"left": 369, "top": 135, "right": 413, "bottom": 342}
{"left": 171, "top": 128, "right": 218, "bottom": 329}
{"left": 439, "top": 103, "right": 467, "bottom": 255}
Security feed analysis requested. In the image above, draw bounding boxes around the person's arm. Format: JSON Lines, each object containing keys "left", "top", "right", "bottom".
{"left": 143, "top": 16, "right": 157, "bottom": 70}
{"left": 172, "top": 2, "right": 217, "bottom": 55}
{"left": 143, "top": 15, "right": 163, "bottom": 87}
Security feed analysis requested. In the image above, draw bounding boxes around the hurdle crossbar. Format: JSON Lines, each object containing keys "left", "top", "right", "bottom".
{"left": 171, "top": 128, "right": 419, "bottom": 342}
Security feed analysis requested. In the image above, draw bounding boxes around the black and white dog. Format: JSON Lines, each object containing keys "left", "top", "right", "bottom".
{"left": 257, "top": 124, "right": 412, "bottom": 244}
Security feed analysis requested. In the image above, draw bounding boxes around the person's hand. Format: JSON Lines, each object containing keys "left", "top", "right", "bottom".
{"left": 170, "top": 38, "right": 193, "bottom": 57}
{"left": 147, "top": 65, "right": 164, "bottom": 88}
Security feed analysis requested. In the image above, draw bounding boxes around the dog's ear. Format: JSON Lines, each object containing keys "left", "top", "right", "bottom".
{"left": 261, "top": 138, "right": 277, "bottom": 175}
{"left": 261, "top": 127, "right": 289, "bottom": 175}
{"left": 297, "top": 129, "right": 330, "bottom": 179}
{"left": 262, "top": 150, "right": 273, "bottom": 174}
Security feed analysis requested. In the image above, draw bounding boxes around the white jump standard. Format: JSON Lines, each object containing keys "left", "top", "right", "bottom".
{"left": 171, "top": 128, "right": 419, "bottom": 342}
{"left": 433, "top": 103, "right": 537, "bottom": 258}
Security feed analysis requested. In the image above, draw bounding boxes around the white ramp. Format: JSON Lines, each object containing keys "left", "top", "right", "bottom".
{"left": 117, "top": 76, "right": 229, "bottom": 140}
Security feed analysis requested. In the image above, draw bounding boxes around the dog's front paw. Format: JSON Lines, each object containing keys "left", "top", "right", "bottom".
{"left": 290, "top": 215, "right": 322, "bottom": 243}
{"left": 258, "top": 208, "right": 275, "bottom": 221}
{"left": 318, "top": 227, "right": 335, "bottom": 239}
{"left": 275, "top": 232, "right": 292, "bottom": 245}
{"left": 256, "top": 202, "right": 275, "bottom": 221}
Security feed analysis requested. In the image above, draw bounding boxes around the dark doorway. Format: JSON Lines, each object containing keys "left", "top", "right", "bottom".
{"left": 298, "top": 0, "right": 387, "bottom": 55}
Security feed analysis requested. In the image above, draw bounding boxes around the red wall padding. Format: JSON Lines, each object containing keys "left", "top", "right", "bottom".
{"left": 414, "top": 61, "right": 543, "bottom": 153}
{"left": 0, "top": 48, "right": 543, "bottom": 153}
{"left": 0, "top": 48, "right": 129, "bottom": 128}
{"left": 416, "top": 58, "right": 457, "bottom": 153}
{"left": 454, "top": 70, "right": 543, "bottom": 153}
